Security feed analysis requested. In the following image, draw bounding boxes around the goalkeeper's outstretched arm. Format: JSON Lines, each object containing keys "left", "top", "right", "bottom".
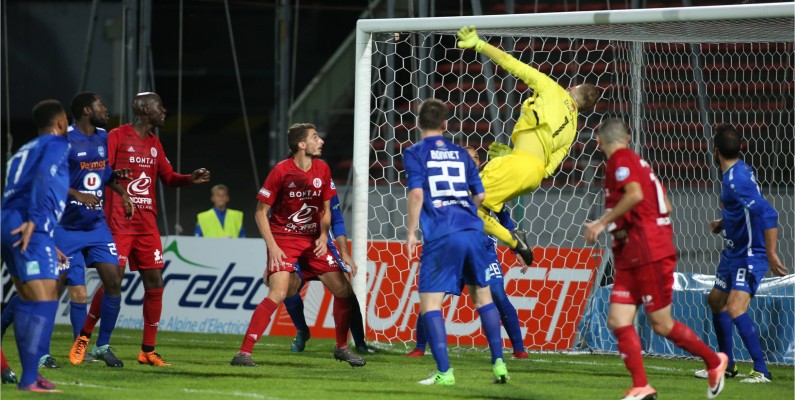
{"left": 457, "top": 26, "right": 555, "bottom": 93}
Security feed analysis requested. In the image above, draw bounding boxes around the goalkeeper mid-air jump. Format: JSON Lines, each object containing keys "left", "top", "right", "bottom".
{"left": 456, "top": 26, "right": 599, "bottom": 266}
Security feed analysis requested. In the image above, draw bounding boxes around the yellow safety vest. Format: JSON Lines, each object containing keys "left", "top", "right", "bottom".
{"left": 197, "top": 209, "right": 243, "bottom": 238}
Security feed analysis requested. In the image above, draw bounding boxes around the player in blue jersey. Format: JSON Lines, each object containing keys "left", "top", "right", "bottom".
{"left": 1, "top": 100, "right": 70, "bottom": 392}
{"left": 403, "top": 98, "right": 508, "bottom": 385}
{"left": 283, "top": 194, "right": 375, "bottom": 354}
{"left": 693, "top": 124, "right": 788, "bottom": 383}
{"left": 407, "top": 146, "right": 528, "bottom": 359}
{"left": 56, "top": 92, "right": 133, "bottom": 367}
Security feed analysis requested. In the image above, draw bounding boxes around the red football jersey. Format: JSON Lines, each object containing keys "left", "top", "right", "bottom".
{"left": 257, "top": 158, "right": 336, "bottom": 236}
{"left": 604, "top": 148, "right": 676, "bottom": 269}
{"left": 105, "top": 124, "right": 192, "bottom": 235}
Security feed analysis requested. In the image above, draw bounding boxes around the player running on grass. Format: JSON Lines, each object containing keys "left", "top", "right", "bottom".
{"left": 456, "top": 26, "right": 599, "bottom": 267}
{"left": 69, "top": 92, "right": 210, "bottom": 367}
{"left": 406, "top": 146, "right": 527, "bottom": 360}
{"left": 231, "top": 123, "right": 365, "bottom": 367}
{"left": 404, "top": 99, "right": 508, "bottom": 385}
{"left": 1, "top": 100, "right": 70, "bottom": 392}
{"left": 692, "top": 124, "right": 788, "bottom": 383}
{"left": 582, "top": 119, "right": 728, "bottom": 400}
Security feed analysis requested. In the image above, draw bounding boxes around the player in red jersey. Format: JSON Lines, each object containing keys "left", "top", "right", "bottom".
{"left": 69, "top": 92, "right": 210, "bottom": 366}
{"left": 230, "top": 123, "right": 365, "bottom": 368}
{"left": 582, "top": 119, "right": 728, "bottom": 400}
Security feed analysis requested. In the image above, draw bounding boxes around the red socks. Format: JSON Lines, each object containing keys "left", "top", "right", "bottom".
{"left": 142, "top": 288, "right": 164, "bottom": 347}
{"left": 240, "top": 298, "right": 278, "bottom": 354}
{"left": 667, "top": 321, "right": 721, "bottom": 369}
{"left": 614, "top": 325, "right": 648, "bottom": 388}
{"left": 82, "top": 285, "right": 105, "bottom": 336}
{"left": 333, "top": 296, "right": 353, "bottom": 349}
{"left": 1, "top": 349, "right": 9, "bottom": 370}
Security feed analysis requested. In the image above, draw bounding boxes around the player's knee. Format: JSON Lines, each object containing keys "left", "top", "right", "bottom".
{"left": 706, "top": 290, "right": 727, "bottom": 312}
{"left": 651, "top": 320, "right": 673, "bottom": 336}
{"left": 726, "top": 301, "right": 747, "bottom": 319}
{"left": 607, "top": 316, "right": 629, "bottom": 331}
{"left": 68, "top": 286, "right": 88, "bottom": 303}
{"left": 267, "top": 288, "right": 289, "bottom": 303}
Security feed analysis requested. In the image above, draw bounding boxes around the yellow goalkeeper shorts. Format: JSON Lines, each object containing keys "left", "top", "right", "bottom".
{"left": 480, "top": 149, "right": 545, "bottom": 212}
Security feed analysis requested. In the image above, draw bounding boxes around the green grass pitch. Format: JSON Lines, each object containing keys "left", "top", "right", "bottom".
{"left": 1, "top": 325, "right": 792, "bottom": 399}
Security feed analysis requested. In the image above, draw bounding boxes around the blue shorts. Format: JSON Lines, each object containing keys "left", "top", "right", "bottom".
{"left": 54, "top": 225, "right": 119, "bottom": 287}
{"left": 714, "top": 255, "right": 769, "bottom": 296}
{"left": 1, "top": 210, "right": 59, "bottom": 283}
{"left": 418, "top": 230, "right": 494, "bottom": 295}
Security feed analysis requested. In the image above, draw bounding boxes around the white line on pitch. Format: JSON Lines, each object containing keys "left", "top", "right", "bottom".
{"left": 527, "top": 358, "right": 687, "bottom": 372}
{"left": 53, "top": 380, "right": 130, "bottom": 390}
{"left": 183, "top": 388, "right": 280, "bottom": 399}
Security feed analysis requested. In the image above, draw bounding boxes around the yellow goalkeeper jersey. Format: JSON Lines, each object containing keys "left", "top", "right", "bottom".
{"left": 490, "top": 49, "right": 579, "bottom": 178}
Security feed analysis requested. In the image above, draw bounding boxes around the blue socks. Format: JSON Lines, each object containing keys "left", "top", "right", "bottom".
{"left": 70, "top": 301, "right": 87, "bottom": 340}
{"left": 733, "top": 313, "right": 769, "bottom": 376}
{"left": 96, "top": 294, "right": 121, "bottom": 347}
{"left": 15, "top": 300, "right": 57, "bottom": 387}
{"left": 414, "top": 314, "right": 427, "bottom": 350}
{"left": 477, "top": 303, "right": 504, "bottom": 363}
{"left": 422, "top": 310, "right": 450, "bottom": 373}
{"left": 284, "top": 293, "right": 309, "bottom": 332}
{"left": 713, "top": 311, "right": 735, "bottom": 366}
{"left": 492, "top": 286, "right": 525, "bottom": 352}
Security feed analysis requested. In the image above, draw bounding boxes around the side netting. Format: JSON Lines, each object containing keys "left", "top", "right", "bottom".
{"left": 353, "top": 4, "right": 794, "bottom": 363}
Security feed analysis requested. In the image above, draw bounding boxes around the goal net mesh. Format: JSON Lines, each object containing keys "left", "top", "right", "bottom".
{"left": 360, "top": 13, "right": 794, "bottom": 363}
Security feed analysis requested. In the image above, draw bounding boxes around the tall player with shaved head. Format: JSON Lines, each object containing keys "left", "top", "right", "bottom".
{"left": 69, "top": 92, "right": 210, "bottom": 366}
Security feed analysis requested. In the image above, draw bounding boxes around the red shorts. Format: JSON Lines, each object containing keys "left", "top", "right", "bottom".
{"left": 268, "top": 234, "right": 340, "bottom": 281}
{"left": 113, "top": 233, "right": 164, "bottom": 271}
{"left": 610, "top": 255, "right": 675, "bottom": 312}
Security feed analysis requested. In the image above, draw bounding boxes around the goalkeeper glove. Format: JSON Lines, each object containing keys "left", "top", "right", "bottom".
{"left": 457, "top": 26, "right": 485, "bottom": 52}
{"left": 487, "top": 142, "right": 512, "bottom": 160}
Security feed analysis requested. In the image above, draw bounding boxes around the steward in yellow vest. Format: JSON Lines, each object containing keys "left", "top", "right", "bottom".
{"left": 195, "top": 184, "right": 245, "bottom": 238}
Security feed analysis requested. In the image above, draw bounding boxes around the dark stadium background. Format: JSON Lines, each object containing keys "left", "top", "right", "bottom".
{"left": 0, "top": 0, "right": 771, "bottom": 238}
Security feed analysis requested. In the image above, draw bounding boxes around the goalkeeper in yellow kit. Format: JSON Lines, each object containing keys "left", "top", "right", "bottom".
{"left": 457, "top": 26, "right": 599, "bottom": 266}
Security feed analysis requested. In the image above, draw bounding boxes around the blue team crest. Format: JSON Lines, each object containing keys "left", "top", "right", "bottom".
{"left": 97, "top": 146, "right": 105, "bottom": 157}
{"left": 435, "top": 140, "right": 446, "bottom": 148}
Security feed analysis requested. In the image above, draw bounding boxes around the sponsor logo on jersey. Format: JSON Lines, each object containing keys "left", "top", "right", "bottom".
{"left": 288, "top": 182, "right": 296, "bottom": 188}
{"left": 128, "top": 172, "right": 152, "bottom": 198}
{"left": 127, "top": 146, "right": 135, "bottom": 152}
{"left": 435, "top": 140, "right": 445, "bottom": 147}
{"left": 129, "top": 156, "right": 156, "bottom": 166}
{"left": 330, "top": 180, "right": 336, "bottom": 190}
{"left": 312, "top": 178, "right": 322, "bottom": 188}
{"left": 615, "top": 166, "right": 630, "bottom": 181}
{"left": 259, "top": 188, "right": 271, "bottom": 198}
{"left": 83, "top": 172, "right": 102, "bottom": 190}
{"left": 151, "top": 147, "right": 158, "bottom": 157}
{"left": 80, "top": 159, "right": 107, "bottom": 170}
{"left": 154, "top": 249, "right": 163, "bottom": 263}
{"left": 289, "top": 203, "right": 318, "bottom": 225}
{"left": 98, "top": 146, "right": 105, "bottom": 157}
{"left": 288, "top": 189, "right": 321, "bottom": 198}
{"left": 77, "top": 151, "right": 87, "bottom": 157}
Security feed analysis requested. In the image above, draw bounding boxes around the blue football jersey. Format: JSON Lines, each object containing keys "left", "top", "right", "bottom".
{"left": 720, "top": 160, "right": 778, "bottom": 259}
{"left": 404, "top": 136, "right": 484, "bottom": 242}
{"left": 59, "top": 125, "right": 114, "bottom": 230}
{"left": 2, "top": 134, "right": 70, "bottom": 234}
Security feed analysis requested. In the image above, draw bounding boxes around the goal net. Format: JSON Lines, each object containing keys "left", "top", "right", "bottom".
{"left": 350, "top": 4, "right": 794, "bottom": 362}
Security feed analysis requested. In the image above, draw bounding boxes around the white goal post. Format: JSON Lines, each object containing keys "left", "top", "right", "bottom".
{"left": 350, "top": 3, "right": 794, "bottom": 360}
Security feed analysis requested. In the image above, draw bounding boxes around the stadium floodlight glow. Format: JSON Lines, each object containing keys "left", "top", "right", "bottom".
{"left": 351, "top": 3, "right": 793, "bottom": 361}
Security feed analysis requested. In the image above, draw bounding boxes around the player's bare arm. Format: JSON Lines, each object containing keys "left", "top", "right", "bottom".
{"left": 255, "top": 201, "right": 286, "bottom": 271}
{"left": 405, "top": 188, "right": 423, "bottom": 260}
{"left": 10, "top": 221, "right": 35, "bottom": 253}
{"left": 708, "top": 218, "right": 723, "bottom": 234}
{"left": 764, "top": 227, "right": 788, "bottom": 276}
{"left": 107, "top": 181, "right": 135, "bottom": 219}
{"left": 583, "top": 181, "right": 643, "bottom": 244}
{"left": 191, "top": 168, "right": 211, "bottom": 184}
{"left": 335, "top": 234, "right": 358, "bottom": 276}
{"left": 314, "top": 200, "right": 331, "bottom": 257}
{"left": 113, "top": 167, "right": 133, "bottom": 180}
{"left": 69, "top": 188, "right": 100, "bottom": 207}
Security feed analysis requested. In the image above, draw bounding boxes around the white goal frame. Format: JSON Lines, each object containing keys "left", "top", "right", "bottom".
{"left": 350, "top": 3, "right": 794, "bottom": 354}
